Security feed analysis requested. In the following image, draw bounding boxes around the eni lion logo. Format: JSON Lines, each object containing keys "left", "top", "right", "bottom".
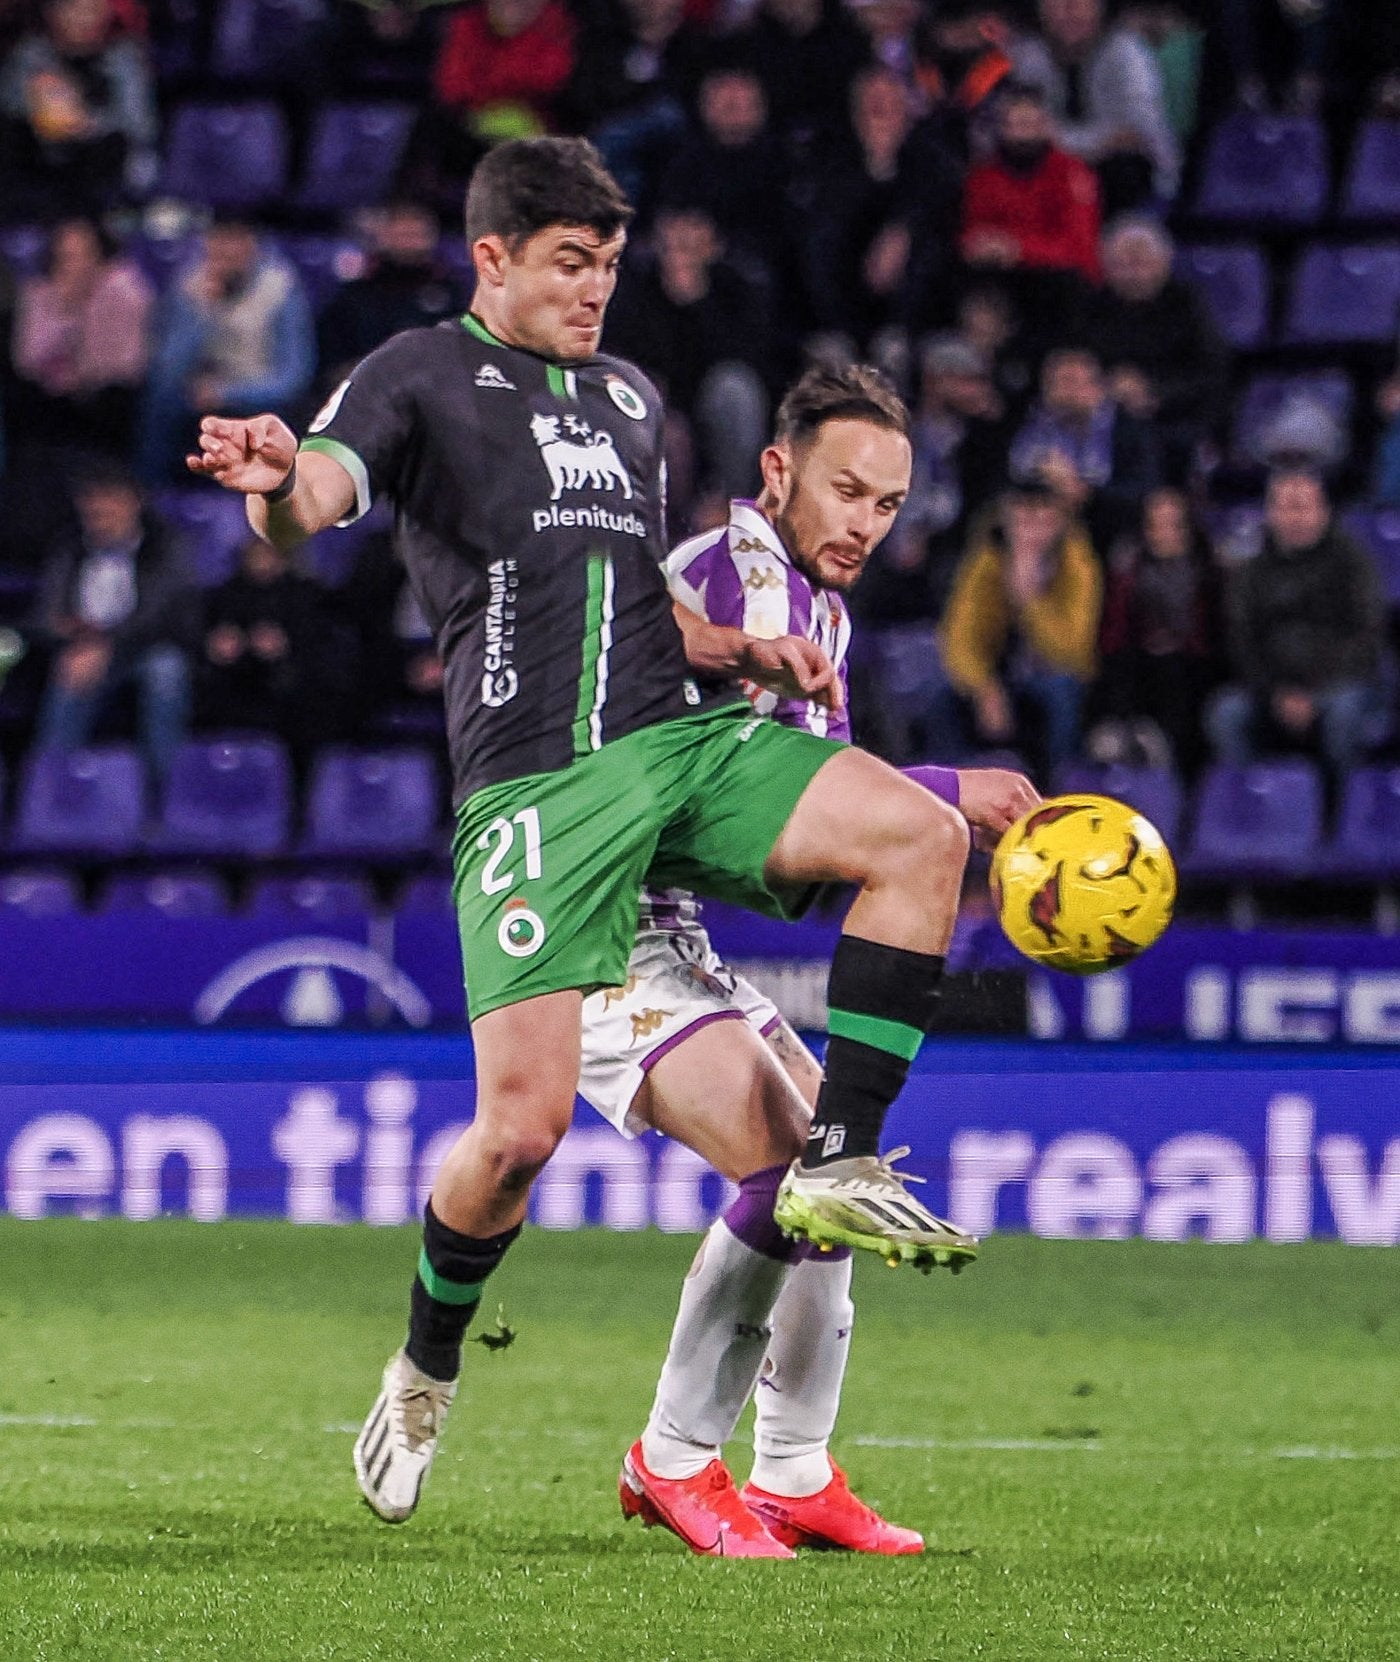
{"left": 529, "top": 413, "right": 632, "bottom": 502}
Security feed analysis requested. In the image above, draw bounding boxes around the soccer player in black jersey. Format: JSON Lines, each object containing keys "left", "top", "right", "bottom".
{"left": 189, "top": 138, "right": 976, "bottom": 1540}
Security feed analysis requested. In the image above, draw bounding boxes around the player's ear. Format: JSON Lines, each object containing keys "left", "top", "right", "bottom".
{"left": 472, "top": 234, "right": 510, "bottom": 289}
{"left": 759, "top": 442, "right": 789, "bottom": 502}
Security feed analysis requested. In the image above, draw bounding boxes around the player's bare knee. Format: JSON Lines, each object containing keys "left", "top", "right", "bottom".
{"left": 872, "top": 789, "right": 969, "bottom": 885}
{"left": 478, "top": 1123, "right": 566, "bottom": 1195}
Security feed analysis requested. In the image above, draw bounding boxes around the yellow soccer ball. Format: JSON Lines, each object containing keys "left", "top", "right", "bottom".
{"left": 990, "top": 793, "right": 1177, "bottom": 975}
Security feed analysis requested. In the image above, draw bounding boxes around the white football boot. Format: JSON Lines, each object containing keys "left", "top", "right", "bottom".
{"left": 353, "top": 1350, "right": 457, "bottom": 1522}
{"left": 774, "top": 1146, "right": 979, "bottom": 1273}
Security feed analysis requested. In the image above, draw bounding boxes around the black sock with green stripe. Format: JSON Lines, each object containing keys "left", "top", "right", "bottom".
{"left": 802, "top": 936, "right": 945, "bottom": 1169}
{"left": 405, "top": 1204, "right": 520, "bottom": 1382}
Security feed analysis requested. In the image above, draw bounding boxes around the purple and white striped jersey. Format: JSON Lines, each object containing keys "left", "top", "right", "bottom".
{"left": 667, "top": 500, "right": 853, "bottom": 742}
{"left": 638, "top": 499, "right": 852, "bottom": 933}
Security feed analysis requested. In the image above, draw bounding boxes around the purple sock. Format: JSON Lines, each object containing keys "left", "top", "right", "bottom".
{"left": 723, "top": 1164, "right": 850, "bottom": 1263}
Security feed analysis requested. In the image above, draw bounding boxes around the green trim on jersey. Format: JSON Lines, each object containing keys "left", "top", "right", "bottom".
{"left": 461, "top": 312, "right": 505, "bottom": 348}
{"left": 827, "top": 1008, "right": 924, "bottom": 1063}
{"left": 572, "top": 553, "right": 615, "bottom": 755}
{"left": 462, "top": 313, "right": 578, "bottom": 399}
{"left": 300, "top": 435, "right": 370, "bottom": 523}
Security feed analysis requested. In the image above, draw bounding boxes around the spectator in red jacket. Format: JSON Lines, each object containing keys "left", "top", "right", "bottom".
{"left": 433, "top": 0, "right": 575, "bottom": 144}
{"left": 960, "top": 81, "right": 1101, "bottom": 284}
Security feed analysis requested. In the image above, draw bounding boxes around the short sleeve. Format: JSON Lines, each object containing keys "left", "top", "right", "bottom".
{"left": 299, "top": 336, "right": 418, "bottom": 525}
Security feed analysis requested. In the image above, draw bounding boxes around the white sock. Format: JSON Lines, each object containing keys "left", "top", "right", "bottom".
{"left": 749, "top": 1253, "right": 854, "bottom": 1498}
{"left": 640, "top": 1220, "right": 792, "bottom": 1480}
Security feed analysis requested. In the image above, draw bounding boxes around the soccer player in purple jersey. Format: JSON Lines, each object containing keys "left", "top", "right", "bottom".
{"left": 579, "top": 366, "right": 1038, "bottom": 1555}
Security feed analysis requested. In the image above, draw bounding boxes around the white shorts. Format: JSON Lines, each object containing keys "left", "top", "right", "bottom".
{"left": 578, "top": 919, "right": 782, "bottom": 1136}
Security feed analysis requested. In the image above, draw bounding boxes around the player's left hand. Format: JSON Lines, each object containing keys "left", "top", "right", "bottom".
{"left": 741, "top": 634, "right": 844, "bottom": 712}
{"left": 957, "top": 767, "right": 1040, "bottom": 852}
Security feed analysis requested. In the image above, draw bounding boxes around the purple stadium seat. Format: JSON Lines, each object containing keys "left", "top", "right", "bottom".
{"left": 127, "top": 231, "right": 200, "bottom": 293}
{"left": 437, "top": 236, "right": 474, "bottom": 295}
{"left": 0, "top": 224, "right": 46, "bottom": 278}
{"left": 1205, "top": 502, "right": 1265, "bottom": 562}
{"left": 1194, "top": 114, "right": 1328, "bottom": 225}
{"left": 0, "top": 869, "right": 81, "bottom": 916}
{"left": 212, "top": 0, "right": 329, "bottom": 83}
{"left": 100, "top": 871, "right": 230, "bottom": 917}
{"left": 154, "top": 737, "right": 291, "bottom": 856}
{"left": 1322, "top": 767, "right": 1400, "bottom": 878}
{"left": 248, "top": 874, "right": 374, "bottom": 922}
{"left": 397, "top": 873, "right": 453, "bottom": 915}
{"left": 155, "top": 488, "right": 255, "bottom": 586}
{"left": 301, "top": 747, "right": 438, "bottom": 858}
{"left": 1057, "top": 763, "right": 1184, "bottom": 847}
{"left": 1282, "top": 244, "right": 1400, "bottom": 346}
{"left": 1177, "top": 244, "right": 1269, "bottom": 349}
{"left": 1341, "top": 121, "right": 1400, "bottom": 222}
{"left": 275, "top": 233, "right": 366, "bottom": 312}
{"left": 12, "top": 746, "right": 145, "bottom": 856}
{"left": 1183, "top": 762, "right": 1324, "bottom": 878}
{"left": 302, "top": 500, "right": 391, "bottom": 587}
{"left": 295, "top": 103, "right": 417, "bottom": 211}
{"left": 1345, "top": 509, "right": 1400, "bottom": 605}
{"left": 159, "top": 103, "right": 289, "bottom": 210}
{"left": 1231, "top": 371, "right": 1353, "bottom": 467}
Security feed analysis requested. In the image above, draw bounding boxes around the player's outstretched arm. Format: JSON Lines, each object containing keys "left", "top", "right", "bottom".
{"left": 953, "top": 766, "right": 1040, "bottom": 850}
{"left": 185, "top": 415, "right": 356, "bottom": 552}
{"left": 671, "top": 601, "right": 843, "bottom": 712}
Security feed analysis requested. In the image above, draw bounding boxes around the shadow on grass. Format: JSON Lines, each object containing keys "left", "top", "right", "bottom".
{"left": 0, "top": 1507, "right": 658, "bottom": 1573}
{"left": 3, "top": 1505, "right": 981, "bottom": 1575}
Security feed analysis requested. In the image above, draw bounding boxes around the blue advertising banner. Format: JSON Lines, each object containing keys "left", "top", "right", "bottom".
{"left": 0, "top": 903, "right": 1396, "bottom": 1047}
{"left": 1, "top": 1031, "right": 1395, "bottom": 1245}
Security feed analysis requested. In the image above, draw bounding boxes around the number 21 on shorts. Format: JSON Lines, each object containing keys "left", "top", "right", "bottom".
{"left": 478, "top": 806, "right": 543, "bottom": 896}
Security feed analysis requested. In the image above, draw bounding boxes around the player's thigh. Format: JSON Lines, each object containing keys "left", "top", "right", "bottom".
{"left": 577, "top": 924, "right": 732, "bottom": 1136}
{"left": 648, "top": 709, "right": 841, "bottom": 920}
{"left": 634, "top": 1017, "right": 810, "bottom": 1181}
{"left": 764, "top": 743, "right": 967, "bottom": 888}
{"left": 452, "top": 744, "right": 659, "bottom": 1022}
{"left": 762, "top": 1015, "right": 823, "bottom": 1109}
{"left": 471, "top": 988, "right": 584, "bottom": 1140}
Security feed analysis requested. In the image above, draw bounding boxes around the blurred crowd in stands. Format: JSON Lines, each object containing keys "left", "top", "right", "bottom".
{"left": 2, "top": 0, "right": 1400, "bottom": 849}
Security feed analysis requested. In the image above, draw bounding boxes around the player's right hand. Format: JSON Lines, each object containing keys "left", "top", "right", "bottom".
{"left": 742, "top": 635, "right": 844, "bottom": 712}
{"left": 957, "top": 767, "right": 1040, "bottom": 852}
{"left": 185, "top": 414, "right": 297, "bottom": 495}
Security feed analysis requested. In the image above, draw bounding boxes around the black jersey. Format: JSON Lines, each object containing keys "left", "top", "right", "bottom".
{"left": 302, "top": 314, "right": 724, "bottom": 802}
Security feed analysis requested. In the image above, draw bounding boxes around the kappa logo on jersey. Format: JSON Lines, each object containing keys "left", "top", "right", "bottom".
{"left": 602, "top": 975, "right": 639, "bottom": 1008}
{"left": 732, "top": 537, "right": 771, "bottom": 555}
{"left": 530, "top": 413, "right": 633, "bottom": 502}
{"left": 743, "top": 567, "right": 785, "bottom": 593}
{"left": 475, "top": 363, "right": 516, "bottom": 391}
{"left": 629, "top": 1008, "right": 674, "bottom": 1040}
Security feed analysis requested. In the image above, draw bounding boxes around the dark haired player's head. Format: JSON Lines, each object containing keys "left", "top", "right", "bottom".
{"left": 464, "top": 137, "right": 634, "bottom": 364}
{"left": 758, "top": 364, "right": 912, "bottom": 594}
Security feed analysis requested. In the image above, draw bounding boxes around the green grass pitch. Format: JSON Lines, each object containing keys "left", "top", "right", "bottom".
{"left": 1, "top": 1219, "right": 1395, "bottom": 1661}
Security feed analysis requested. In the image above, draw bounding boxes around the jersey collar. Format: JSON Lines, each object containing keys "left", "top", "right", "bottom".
{"left": 729, "top": 499, "right": 792, "bottom": 567}
{"left": 460, "top": 310, "right": 596, "bottom": 372}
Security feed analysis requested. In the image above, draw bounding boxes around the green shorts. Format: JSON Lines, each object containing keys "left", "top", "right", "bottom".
{"left": 452, "top": 703, "right": 839, "bottom": 1019}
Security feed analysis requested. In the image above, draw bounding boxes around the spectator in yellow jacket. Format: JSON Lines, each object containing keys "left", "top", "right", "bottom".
{"left": 928, "top": 483, "right": 1102, "bottom": 781}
